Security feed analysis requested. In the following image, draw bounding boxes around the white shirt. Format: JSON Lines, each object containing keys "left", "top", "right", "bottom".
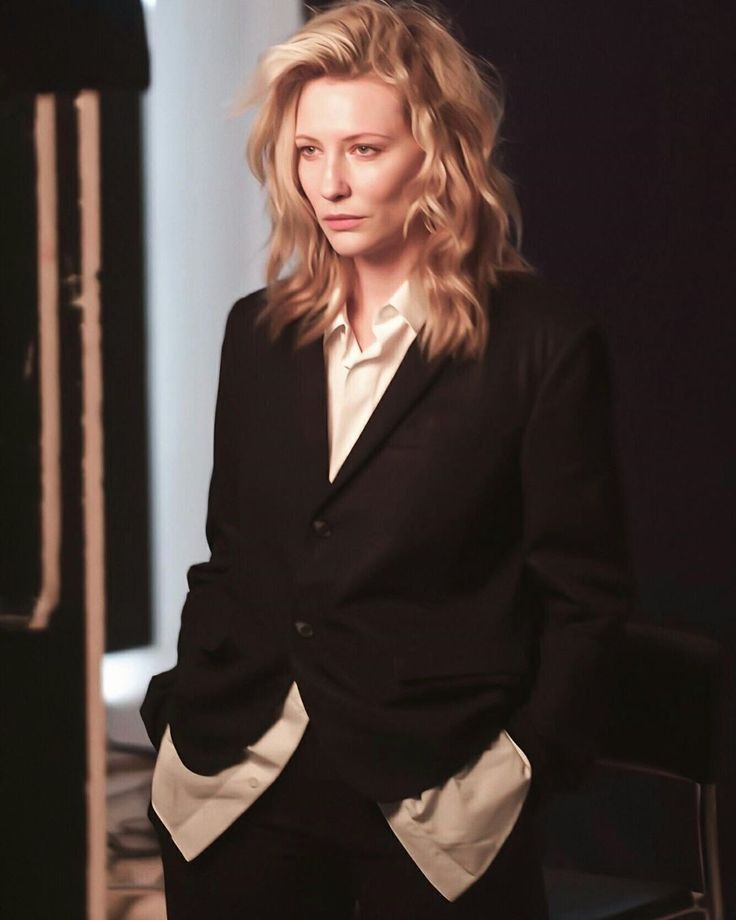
{"left": 152, "top": 273, "right": 531, "bottom": 901}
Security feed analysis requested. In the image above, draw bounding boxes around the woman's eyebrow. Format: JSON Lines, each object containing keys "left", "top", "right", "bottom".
{"left": 294, "top": 132, "right": 392, "bottom": 142}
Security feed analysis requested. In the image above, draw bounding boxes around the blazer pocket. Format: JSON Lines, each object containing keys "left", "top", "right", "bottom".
{"left": 393, "top": 642, "right": 527, "bottom": 683}
{"left": 140, "top": 666, "right": 177, "bottom": 750}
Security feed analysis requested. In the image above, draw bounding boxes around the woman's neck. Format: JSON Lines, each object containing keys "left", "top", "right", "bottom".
{"left": 348, "top": 224, "right": 427, "bottom": 329}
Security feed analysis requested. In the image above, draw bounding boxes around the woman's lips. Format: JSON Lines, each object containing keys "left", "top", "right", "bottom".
{"left": 324, "top": 217, "right": 365, "bottom": 230}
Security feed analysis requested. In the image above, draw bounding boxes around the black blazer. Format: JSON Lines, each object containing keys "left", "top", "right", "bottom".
{"left": 141, "top": 269, "right": 636, "bottom": 802}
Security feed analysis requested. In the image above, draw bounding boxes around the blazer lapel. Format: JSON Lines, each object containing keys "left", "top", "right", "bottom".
{"left": 327, "top": 338, "right": 451, "bottom": 502}
{"left": 292, "top": 332, "right": 452, "bottom": 514}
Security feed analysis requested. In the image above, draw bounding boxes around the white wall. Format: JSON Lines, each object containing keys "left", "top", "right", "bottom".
{"left": 103, "top": 0, "right": 302, "bottom": 705}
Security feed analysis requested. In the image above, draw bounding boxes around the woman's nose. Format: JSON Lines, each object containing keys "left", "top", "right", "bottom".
{"left": 321, "top": 157, "right": 350, "bottom": 199}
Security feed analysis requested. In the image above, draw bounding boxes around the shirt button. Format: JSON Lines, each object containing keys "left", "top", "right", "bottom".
{"left": 312, "top": 518, "right": 332, "bottom": 538}
{"left": 247, "top": 776, "right": 259, "bottom": 789}
{"left": 294, "top": 620, "right": 315, "bottom": 638}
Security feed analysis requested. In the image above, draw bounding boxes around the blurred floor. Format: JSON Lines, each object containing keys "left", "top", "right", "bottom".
{"left": 107, "top": 706, "right": 165, "bottom": 919}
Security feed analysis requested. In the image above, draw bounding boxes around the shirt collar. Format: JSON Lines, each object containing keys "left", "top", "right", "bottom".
{"left": 324, "top": 271, "right": 428, "bottom": 342}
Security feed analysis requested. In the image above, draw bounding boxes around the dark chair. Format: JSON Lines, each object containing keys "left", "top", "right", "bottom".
{"left": 544, "top": 621, "right": 726, "bottom": 920}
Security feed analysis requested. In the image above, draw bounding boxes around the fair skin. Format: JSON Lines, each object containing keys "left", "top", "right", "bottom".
{"left": 295, "top": 74, "right": 429, "bottom": 349}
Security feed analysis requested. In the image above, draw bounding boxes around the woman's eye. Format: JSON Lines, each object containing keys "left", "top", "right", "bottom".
{"left": 297, "top": 144, "right": 379, "bottom": 157}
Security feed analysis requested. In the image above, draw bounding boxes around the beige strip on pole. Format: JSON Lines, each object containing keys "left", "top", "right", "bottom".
{"left": 75, "top": 89, "right": 108, "bottom": 920}
{"left": 25, "top": 94, "right": 62, "bottom": 632}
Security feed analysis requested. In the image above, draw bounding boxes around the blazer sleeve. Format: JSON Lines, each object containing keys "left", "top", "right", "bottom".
{"left": 507, "top": 318, "right": 636, "bottom": 800}
{"left": 140, "top": 300, "right": 243, "bottom": 750}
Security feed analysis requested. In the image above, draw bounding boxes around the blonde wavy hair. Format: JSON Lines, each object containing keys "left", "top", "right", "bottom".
{"left": 242, "top": 0, "right": 533, "bottom": 361}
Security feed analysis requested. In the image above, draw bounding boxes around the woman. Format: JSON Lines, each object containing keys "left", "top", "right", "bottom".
{"left": 142, "top": 1, "right": 635, "bottom": 917}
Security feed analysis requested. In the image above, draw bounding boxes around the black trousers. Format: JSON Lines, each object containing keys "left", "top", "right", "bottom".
{"left": 149, "top": 725, "right": 549, "bottom": 920}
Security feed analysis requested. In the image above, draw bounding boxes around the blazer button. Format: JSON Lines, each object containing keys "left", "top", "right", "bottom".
{"left": 294, "top": 620, "right": 314, "bottom": 638}
{"left": 312, "top": 518, "right": 332, "bottom": 538}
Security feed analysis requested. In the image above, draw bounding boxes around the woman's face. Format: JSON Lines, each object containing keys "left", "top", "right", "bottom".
{"left": 295, "top": 74, "right": 427, "bottom": 265}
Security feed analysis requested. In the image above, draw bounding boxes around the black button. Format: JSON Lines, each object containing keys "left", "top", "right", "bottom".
{"left": 294, "top": 620, "right": 314, "bottom": 638}
{"left": 312, "top": 518, "right": 332, "bottom": 538}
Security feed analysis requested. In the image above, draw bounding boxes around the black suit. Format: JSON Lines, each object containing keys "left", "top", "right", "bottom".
{"left": 141, "top": 269, "right": 635, "bottom": 804}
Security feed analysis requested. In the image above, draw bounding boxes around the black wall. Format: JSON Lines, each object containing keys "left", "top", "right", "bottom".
{"left": 99, "top": 89, "right": 152, "bottom": 652}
